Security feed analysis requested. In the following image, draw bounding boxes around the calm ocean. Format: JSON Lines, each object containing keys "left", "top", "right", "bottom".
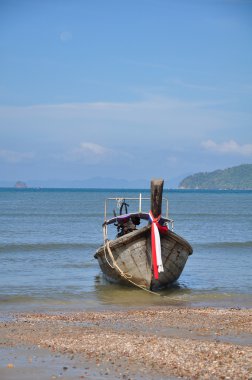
{"left": 0, "top": 188, "right": 251, "bottom": 313}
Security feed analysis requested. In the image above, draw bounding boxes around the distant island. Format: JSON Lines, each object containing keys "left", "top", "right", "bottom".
{"left": 14, "top": 181, "right": 28, "bottom": 188}
{"left": 179, "top": 164, "right": 252, "bottom": 190}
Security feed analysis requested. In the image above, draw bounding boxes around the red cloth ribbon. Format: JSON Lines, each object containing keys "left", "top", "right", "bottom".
{"left": 149, "top": 211, "right": 168, "bottom": 279}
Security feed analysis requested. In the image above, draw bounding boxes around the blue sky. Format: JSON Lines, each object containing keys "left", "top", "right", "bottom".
{"left": 0, "top": 0, "right": 252, "bottom": 187}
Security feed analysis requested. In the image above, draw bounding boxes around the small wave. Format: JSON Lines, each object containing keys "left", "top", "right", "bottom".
{"left": 62, "top": 262, "right": 96, "bottom": 268}
{"left": 195, "top": 241, "right": 252, "bottom": 249}
{"left": 0, "top": 242, "right": 100, "bottom": 253}
{"left": 0, "top": 212, "right": 104, "bottom": 218}
{"left": 0, "top": 295, "right": 35, "bottom": 304}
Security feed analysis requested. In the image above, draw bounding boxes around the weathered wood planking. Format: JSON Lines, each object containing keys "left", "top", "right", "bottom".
{"left": 95, "top": 226, "right": 192, "bottom": 290}
{"left": 150, "top": 179, "right": 164, "bottom": 217}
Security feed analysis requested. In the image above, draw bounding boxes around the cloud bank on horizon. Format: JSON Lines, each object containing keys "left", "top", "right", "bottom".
{"left": 0, "top": 0, "right": 251, "bottom": 187}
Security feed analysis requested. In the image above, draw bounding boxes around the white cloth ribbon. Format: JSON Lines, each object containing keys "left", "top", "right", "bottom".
{"left": 149, "top": 211, "right": 164, "bottom": 278}
{"left": 153, "top": 221, "right": 164, "bottom": 273}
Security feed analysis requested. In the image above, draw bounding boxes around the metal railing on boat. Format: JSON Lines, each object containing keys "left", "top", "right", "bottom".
{"left": 103, "top": 194, "right": 174, "bottom": 242}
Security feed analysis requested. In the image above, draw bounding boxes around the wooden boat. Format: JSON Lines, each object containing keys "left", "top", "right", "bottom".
{"left": 94, "top": 179, "right": 193, "bottom": 290}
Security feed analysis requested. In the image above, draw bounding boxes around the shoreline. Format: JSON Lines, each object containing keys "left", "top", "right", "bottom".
{"left": 1, "top": 305, "right": 251, "bottom": 379}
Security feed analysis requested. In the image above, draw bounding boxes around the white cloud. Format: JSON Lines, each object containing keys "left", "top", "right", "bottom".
{"left": 0, "top": 149, "right": 34, "bottom": 163}
{"left": 59, "top": 31, "right": 72, "bottom": 42}
{"left": 0, "top": 97, "right": 226, "bottom": 142}
{"left": 65, "top": 142, "right": 111, "bottom": 164}
{"left": 61, "top": 142, "right": 135, "bottom": 167}
{"left": 0, "top": 98, "right": 249, "bottom": 158}
{"left": 201, "top": 139, "right": 252, "bottom": 156}
{"left": 78, "top": 142, "right": 109, "bottom": 156}
{"left": 169, "top": 78, "right": 219, "bottom": 92}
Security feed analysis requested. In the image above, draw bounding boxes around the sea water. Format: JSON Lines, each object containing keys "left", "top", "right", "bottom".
{"left": 0, "top": 188, "right": 251, "bottom": 313}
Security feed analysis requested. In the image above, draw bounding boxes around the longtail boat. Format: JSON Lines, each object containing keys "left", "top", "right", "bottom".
{"left": 94, "top": 179, "right": 193, "bottom": 290}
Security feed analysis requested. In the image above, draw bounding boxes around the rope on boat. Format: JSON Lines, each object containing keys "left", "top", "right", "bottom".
{"left": 104, "top": 240, "right": 161, "bottom": 296}
{"left": 103, "top": 240, "right": 184, "bottom": 301}
{"left": 103, "top": 243, "right": 116, "bottom": 270}
{"left": 104, "top": 240, "right": 132, "bottom": 280}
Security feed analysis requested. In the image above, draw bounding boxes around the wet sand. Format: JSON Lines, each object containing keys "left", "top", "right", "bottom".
{"left": 0, "top": 306, "right": 252, "bottom": 379}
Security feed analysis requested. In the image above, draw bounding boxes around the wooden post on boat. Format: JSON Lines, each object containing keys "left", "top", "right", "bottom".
{"left": 150, "top": 179, "right": 164, "bottom": 217}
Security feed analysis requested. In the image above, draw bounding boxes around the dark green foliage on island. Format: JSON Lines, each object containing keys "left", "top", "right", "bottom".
{"left": 179, "top": 164, "right": 252, "bottom": 190}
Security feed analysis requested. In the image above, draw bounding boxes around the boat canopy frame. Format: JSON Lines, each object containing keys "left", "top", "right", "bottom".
{"left": 102, "top": 194, "right": 174, "bottom": 242}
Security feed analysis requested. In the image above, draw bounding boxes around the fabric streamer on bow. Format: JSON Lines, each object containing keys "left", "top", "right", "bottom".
{"left": 149, "top": 211, "right": 168, "bottom": 279}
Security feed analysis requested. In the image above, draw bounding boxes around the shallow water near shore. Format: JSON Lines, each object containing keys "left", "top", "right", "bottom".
{"left": 0, "top": 188, "right": 251, "bottom": 313}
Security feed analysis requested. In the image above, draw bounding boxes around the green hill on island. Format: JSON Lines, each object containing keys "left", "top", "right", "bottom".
{"left": 179, "top": 164, "right": 252, "bottom": 190}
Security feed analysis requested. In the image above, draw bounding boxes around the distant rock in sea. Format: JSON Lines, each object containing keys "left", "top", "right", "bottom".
{"left": 14, "top": 181, "right": 28, "bottom": 188}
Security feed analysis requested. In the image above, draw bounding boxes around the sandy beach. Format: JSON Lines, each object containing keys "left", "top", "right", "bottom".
{"left": 1, "top": 306, "right": 251, "bottom": 379}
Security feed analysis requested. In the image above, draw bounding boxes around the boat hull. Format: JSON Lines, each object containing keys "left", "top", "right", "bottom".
{"left": 95, "top": 225, "right": 193, "bottom": 290}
